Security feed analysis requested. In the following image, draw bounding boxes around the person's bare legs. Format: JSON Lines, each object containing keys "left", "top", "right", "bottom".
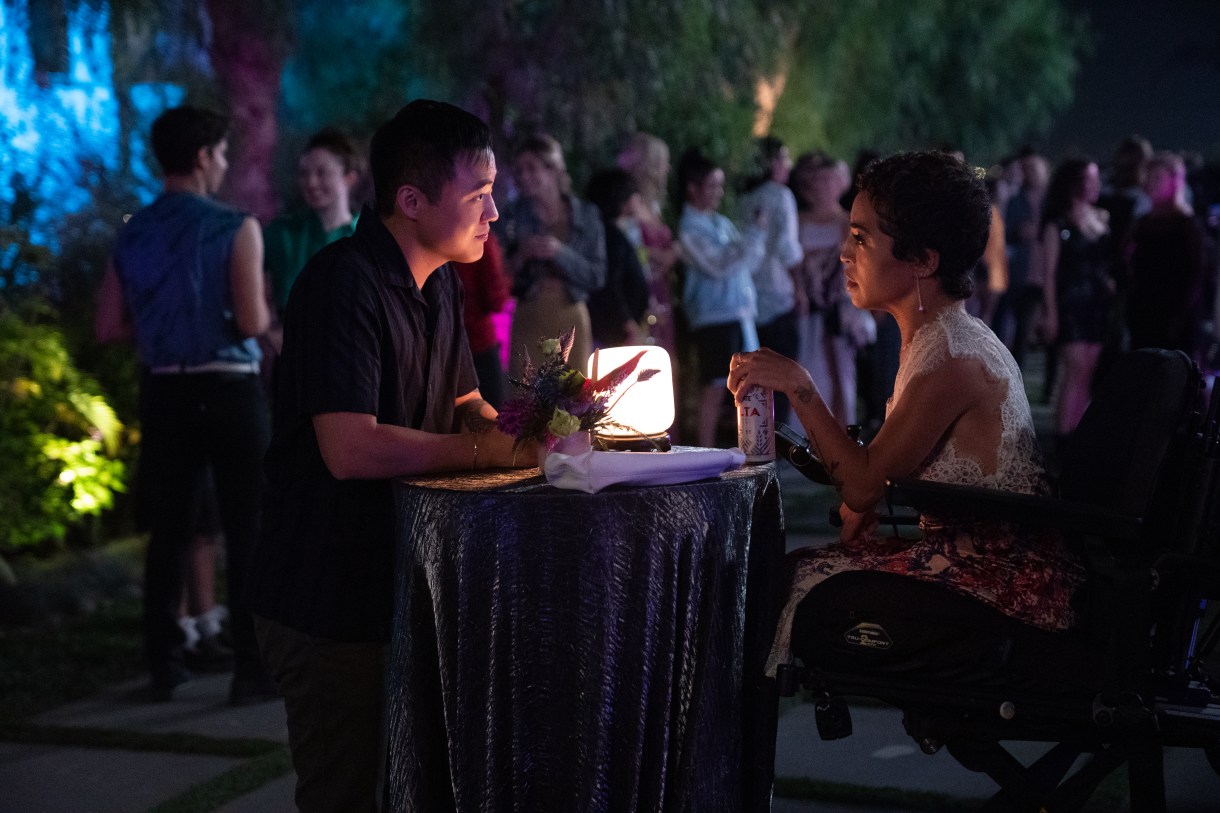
{"left": 1056, "top": 341, "right": 1101, "bottom": 435}
{"left": 185, "top": 532, "right": 220, "bottom": 617}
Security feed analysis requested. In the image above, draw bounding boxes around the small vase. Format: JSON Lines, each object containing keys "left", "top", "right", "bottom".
{"left": 538, "top": 430, "right": 592, "bottom": 469}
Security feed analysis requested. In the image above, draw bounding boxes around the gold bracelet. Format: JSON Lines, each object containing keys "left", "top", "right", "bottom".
{"left": 470, "top": 431, "right": 479, "bottom": 470}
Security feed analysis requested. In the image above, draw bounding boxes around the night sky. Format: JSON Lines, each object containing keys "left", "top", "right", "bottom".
{"left": 1041, "top": 0, "right": 1220, "bottom": 162}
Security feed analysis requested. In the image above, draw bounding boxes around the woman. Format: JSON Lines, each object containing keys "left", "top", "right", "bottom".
{"left": 264, "top": 127, "right": 362, "bottom": 314}
{"left": 499, "top": 134, "right": 606, "bottom": 378}
{"left": 738, "top": 137, "right": 803, "bottom": 422}
{"left": 789, "top": 150, "right": 871, "bottom": 426}
{"left": 584, "top": 168, "right": 651, "bottom": 347}
{"left": 1038, "top": 158, "right": 1115, "bottom": 436}
{"left": 617, "top": 132, "right": 680, "bottom": 357}
{"left": 728, "top": 151, "right": 1082, "bottom": 674}
{"left": 678, "top": 148, "right": 765, "bottom": 447}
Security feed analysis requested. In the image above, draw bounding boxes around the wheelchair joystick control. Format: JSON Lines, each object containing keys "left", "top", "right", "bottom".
{"left": 775, "top": 663, "right": 800, "bottom": 697}
{"left": 998, "top": 701, "right": 1016, "bottom": 721}
{"left": 814, "top": 695, "right": 853, "bottom": 740}
{"left": 1092, "top": 697, "right": 1116, "bottom": 728}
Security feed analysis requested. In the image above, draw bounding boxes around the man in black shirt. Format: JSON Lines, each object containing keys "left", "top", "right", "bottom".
{"left": 249, "top": 100, "right": 530, "bottom": 813}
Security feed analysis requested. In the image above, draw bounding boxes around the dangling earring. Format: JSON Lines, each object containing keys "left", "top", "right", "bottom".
{"left": 914, "top": 274, "right": 925, "bottom": 313}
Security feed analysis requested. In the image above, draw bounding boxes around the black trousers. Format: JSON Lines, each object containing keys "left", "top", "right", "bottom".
{"left": 138, "top": 371, "right": 269, "bottom": 684}
{"left": 255, "top": 615, "right": 387, "bottom": 813}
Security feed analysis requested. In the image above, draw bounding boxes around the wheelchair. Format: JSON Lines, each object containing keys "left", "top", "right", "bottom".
{"left": 773, "top": 348, "right": 1220, "bottom": 812}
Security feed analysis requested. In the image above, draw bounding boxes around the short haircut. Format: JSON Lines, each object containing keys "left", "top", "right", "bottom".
{"left": 745, "top": 135, "right": 786, "bottom": 192}
{"left": 303, "top": 127, "right": 362, "bottom": 175}
{"left": 677, "top": 148, "right": 718, "bottom": 196}
{"left": 856, "top": 151, "right": 991, "bottom": 301}
{"left": 369, "top": 100, "right": 494, "bottom": 216}
{"left": 585, "top": 168, "right": 638, "bottom": 222}
{"left": 151, "top": 106, "right": 230, "bottom": 176}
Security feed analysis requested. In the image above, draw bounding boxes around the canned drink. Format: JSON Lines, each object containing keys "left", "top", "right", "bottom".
{"left": 737, "top": 385, "right": 775, "bottom": 463}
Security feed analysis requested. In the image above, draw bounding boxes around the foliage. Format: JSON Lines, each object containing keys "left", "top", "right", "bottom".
{"left": 0, "top": 595, "right": 143, "bottom": 723}
{"left": 770, "top": 0, "right": 1089, "bottom": 163}
{"left": 405, "top": 0, "right": 794, "bottom": 185}
{"left": 0, "top": 181, "right": 56, "bottom": 303}
{"left": 0, "top": 303, "right": 129, "bottom": 553}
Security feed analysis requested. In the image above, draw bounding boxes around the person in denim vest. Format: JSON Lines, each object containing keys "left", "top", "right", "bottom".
{"left": 95, "top": 105, "right": 275, "bottom": 705}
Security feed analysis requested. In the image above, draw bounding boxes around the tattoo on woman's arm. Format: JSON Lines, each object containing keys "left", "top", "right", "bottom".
{"left": 794, "top": 385, "right": 815, "bottom": 405}
{"left": 808, "top": 432, "right": 845, "bottom": 493}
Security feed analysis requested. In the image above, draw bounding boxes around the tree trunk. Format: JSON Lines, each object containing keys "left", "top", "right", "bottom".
{"left": 203, "top": 0, "right": 289, "bottom": 222}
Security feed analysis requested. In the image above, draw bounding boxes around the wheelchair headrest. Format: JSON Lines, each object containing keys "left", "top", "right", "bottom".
{"left": 1059, "top": 349, "right": 1198, "bottom": 519}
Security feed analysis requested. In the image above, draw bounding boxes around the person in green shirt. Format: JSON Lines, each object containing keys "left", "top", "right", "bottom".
{"left": 264, "top": 128, "right": 362, "bottom": 314}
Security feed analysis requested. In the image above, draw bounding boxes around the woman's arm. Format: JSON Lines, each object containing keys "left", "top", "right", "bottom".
{"left": 680, "top": 216, "right": 766, "bottom": 281}
{"left": 230, "top": 217, "right": 270, "bottom": 338}
{"left": 728, "top": 348, "right": 987, "bottom": 511}
{"left": 775, "top": 189, "right": 805, "bottom": 271}
{"left": 552, "top": 200, "right": 607, "bottom": 295}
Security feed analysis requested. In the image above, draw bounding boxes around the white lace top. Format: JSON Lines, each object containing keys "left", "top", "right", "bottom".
{"left": 890, "top": 304, "right": 1048, "bottom": 496}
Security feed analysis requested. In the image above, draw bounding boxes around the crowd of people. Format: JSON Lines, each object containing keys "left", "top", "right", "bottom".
{"left": 94, "top": 98, "right": 1220, "bottom": 811}
{"left": 236, "top": 123, "right": 1220, "bottom": 455}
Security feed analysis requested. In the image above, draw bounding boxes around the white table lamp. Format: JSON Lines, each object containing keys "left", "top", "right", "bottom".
{"left": 587, "top": 346, "right": 674, "bottom": 451}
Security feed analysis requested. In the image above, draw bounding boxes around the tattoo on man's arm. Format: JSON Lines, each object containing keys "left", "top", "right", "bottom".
{"left": 460, "top": 399, "right": 496, "bottom": 434}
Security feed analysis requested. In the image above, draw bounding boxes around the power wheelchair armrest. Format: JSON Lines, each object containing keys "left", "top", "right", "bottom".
{"left": 884, "top": 477, "right": 1144, "bottom": 542}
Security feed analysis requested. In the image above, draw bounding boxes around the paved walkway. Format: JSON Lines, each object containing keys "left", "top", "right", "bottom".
{"left": 5, "top": 665, "right": 1220, "bottom": 812}
{"left": 3, "top": 465, "right": 1219, "bottom": 811}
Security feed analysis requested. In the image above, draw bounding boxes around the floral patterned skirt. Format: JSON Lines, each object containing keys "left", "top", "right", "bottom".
{"left": 766, "top": 522, "right": 1086, "bottom": 675}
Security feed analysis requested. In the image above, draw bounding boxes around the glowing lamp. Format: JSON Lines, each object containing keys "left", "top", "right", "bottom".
{"left": 588, "top": 346, "right": 674, "bottom": 451}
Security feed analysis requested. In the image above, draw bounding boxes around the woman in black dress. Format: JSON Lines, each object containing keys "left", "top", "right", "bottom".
{"left": 1038, "top": 158, "right": 1115, "bottom": 436}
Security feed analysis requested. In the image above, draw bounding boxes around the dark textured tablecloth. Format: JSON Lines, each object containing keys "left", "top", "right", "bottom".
{"left": 388, "top": 462, "right": 784, "bottom": 812}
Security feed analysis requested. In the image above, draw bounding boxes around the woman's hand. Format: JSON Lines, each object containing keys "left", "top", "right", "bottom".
{"left": 838, "top": 504, "right": 877, "bottom": 543}
{"left": 647, "top": 244, "right": 678, "bottom": 276}
{"left": 523, "top": 235, "right": 563, "bottom": 261}
{"left": 726, "top": 348, "right": 814, "bottom": 403}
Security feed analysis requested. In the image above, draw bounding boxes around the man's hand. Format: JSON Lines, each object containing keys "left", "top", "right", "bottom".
{"left": 477, "top": 429, "right": 535, "bottom": 469}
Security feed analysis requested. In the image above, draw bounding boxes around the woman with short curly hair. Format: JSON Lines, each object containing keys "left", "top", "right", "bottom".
{"left": 729, "top": 150, "right": 1083, "bottom": 674}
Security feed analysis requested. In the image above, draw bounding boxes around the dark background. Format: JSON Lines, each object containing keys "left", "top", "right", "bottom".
{"left": 1044, "top": 0, "right": 1220, "bottom": 161}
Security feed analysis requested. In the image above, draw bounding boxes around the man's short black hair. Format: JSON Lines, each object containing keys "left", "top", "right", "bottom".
{"left": 151, "top": 106, "right": 230, "bottom": 176}
{"left": 370, "top": 100, "right": 494, "bottom": 215}
{"left": 856, "top": 150, "right": 991, "bottom": 300}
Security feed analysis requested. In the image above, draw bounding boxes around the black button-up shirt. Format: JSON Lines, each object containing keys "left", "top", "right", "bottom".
{"left": 251, "top": 207, "right": 478, "bottom": 641}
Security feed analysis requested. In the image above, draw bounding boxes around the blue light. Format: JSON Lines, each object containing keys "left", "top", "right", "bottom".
{"left": 0, "top": 0, "right": 181, "bottom": 251}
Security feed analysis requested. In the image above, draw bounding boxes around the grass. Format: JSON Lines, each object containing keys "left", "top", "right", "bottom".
{"left": 0, "top": 594, "right": 144, "bottom": 723}
{"left": 0, "top": 537, "right": 297, "bottom": 813}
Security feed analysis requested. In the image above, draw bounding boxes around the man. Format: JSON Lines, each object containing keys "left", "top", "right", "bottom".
{"left": 247, "top": 100, "right": 530, "bottom": 813}
{"left": 95, "top": 105, "right": 275, "bottom": 704}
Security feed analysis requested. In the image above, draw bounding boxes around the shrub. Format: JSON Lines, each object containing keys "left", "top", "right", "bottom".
{"left": 0, "top": 302, "right": 129, "bottom": 554}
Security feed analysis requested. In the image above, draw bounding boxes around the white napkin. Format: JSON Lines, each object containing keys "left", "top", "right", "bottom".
{"left": 542, "top": 446, "right": 748, "bottom": 494}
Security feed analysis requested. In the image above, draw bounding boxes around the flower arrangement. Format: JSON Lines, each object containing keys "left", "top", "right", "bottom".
{"left": 497, "top": 328, "right": 660, "bottom": 451}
